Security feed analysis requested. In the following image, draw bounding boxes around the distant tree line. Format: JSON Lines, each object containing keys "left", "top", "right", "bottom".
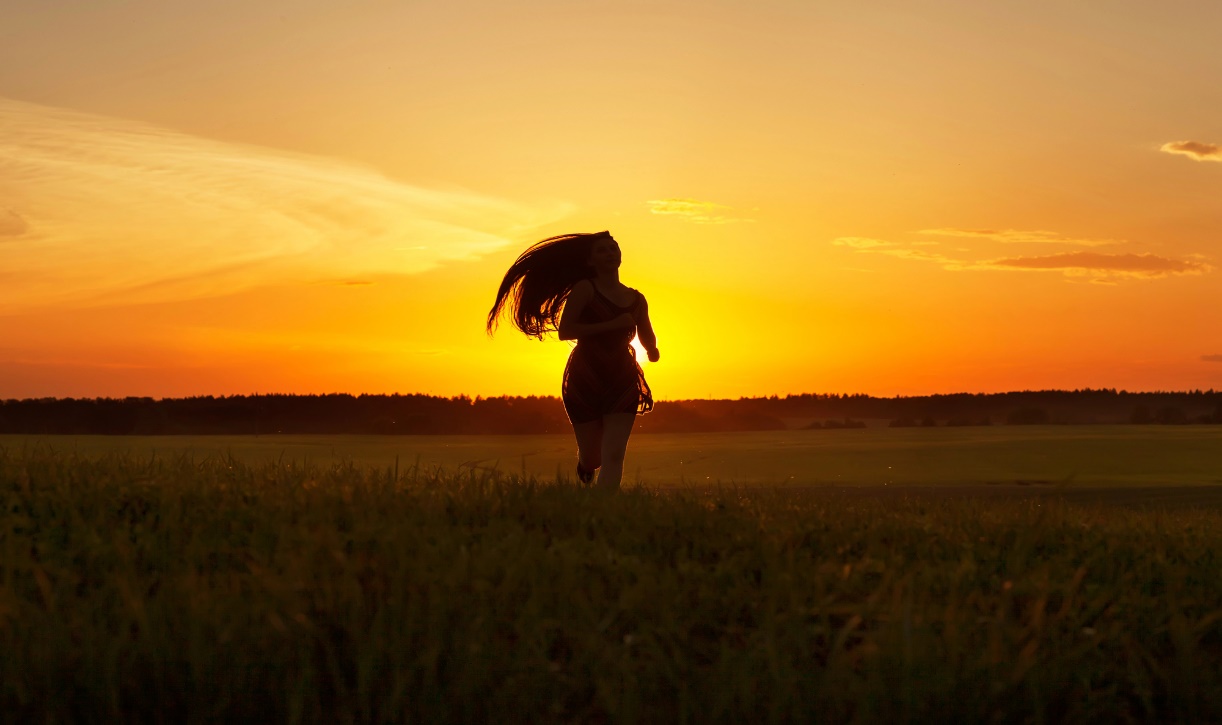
{"left": 0, "top": 389, "right": 1219, "bottom": 435}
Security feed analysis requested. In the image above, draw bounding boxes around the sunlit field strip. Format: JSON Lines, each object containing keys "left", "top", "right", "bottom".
{"left": 3, "top": 446, "right": 1221, "bottom": 722}
{"left": 5, "top": 425, "right": 1222, "bottom": 487}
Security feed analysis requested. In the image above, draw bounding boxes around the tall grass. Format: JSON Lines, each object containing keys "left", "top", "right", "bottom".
{"left": 2, "top": 445, "right": 1220, "bottom": 723}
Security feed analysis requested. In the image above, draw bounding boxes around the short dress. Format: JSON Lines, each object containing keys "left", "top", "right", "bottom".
{"left": 561, "top": 283, "right": 654, "bottom": 424}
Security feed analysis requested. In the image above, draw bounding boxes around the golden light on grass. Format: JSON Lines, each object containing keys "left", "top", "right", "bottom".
{"left": 5, "top": 444, "right": 1222, "bottom": 721}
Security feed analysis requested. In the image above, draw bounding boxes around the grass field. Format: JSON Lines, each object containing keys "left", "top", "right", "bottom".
{"left": 6, "top": 424, "right": 1222, "bottom": 488}
{"left": 3, "top": 431, "right": 1222, "bottom": 722}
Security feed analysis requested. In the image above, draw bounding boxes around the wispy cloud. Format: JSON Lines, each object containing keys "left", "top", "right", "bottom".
{"left": 831, "top": 237, "right": 895, "bottom": 249}
{"left": 0, "top": 97, "right": 569, "bottom": 312}
{"left": 1203, "top": 354, "right": 1222, "bottom": 363}
{"left": 832, "top": 237, "right": 967, "bottom": 268}
{"left": 1160, "top": 140, "right": 1222, "bottom": 162}
{"left": 878, "top": 248, "right": 963, "bottom": 265}
{"left": 646, "top": 198, "right": 753, "bottom": 224}
{"left": 833, "top": 234, "right": 1212, "bottom": 282}
{"left": 918, "top": 228, "right": 1119, "bottom": 247}
{"left": 981, "top": 252, "right": 1210, "bottom": 278}
{"left": 0, "top": 209, "right": 28, "bottom": 238}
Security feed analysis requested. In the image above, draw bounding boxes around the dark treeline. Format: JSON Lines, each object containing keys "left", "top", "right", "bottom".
{"left": 1, "top": 389, "right": 1220, "bottom": 435}
{"left": 687, "top": 390, "right": 1222, "bottom": 429}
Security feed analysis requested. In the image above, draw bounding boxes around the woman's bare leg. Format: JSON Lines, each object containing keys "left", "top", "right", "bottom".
{"left": 571, "top": 419, "right": 604, "bottom": 479}
{"left": 596, "top": 413, "right": 637, "bottom": 490}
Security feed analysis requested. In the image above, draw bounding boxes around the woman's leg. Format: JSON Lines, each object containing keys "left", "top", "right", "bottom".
{"left": 571, "top": 418, "right": 604, "bottom": 479}
{"left": 596, "top": 413, "right": 637, "bottom": 490}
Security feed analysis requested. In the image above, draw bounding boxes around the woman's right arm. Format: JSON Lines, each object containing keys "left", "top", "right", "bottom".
{"left": 558, "top": 281, "right": 635, "bottom": 340}
{"left": 635, "top": 295, "right": 660, "bottom": 362}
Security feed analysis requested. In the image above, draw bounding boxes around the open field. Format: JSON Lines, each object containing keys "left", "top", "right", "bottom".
{"left": 2, "top": 445, "right": 1221, "bottom": 722}
{"left": 6, "top": 425, "right": 1222, "bottom": 489}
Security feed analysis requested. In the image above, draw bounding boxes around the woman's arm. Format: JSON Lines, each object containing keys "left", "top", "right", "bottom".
{"left": 636, "top": 295, "right": 660, "bottom": 362}
{"left": 558, "top": 280, "right": 635, "bottom": 341}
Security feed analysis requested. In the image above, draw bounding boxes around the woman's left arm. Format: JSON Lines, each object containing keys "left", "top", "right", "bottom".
{"left": 636, "top": 294, "right": 660, "bottom": 362}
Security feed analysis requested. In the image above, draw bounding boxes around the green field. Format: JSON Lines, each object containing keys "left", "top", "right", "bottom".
{"left": 3, "top": 431, "right": 1222, "bottom": 721}
{"left": 7, "top": 424, "right": 1222, "bottom": 487}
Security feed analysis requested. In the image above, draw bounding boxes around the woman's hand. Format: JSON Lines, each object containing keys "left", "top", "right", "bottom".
{"left": 646, "top": 348, "right": 660, "bottom": 363}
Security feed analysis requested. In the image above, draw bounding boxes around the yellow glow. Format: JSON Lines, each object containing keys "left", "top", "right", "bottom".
{"left": 2, "top": 2, "right": 1221, "bottom": 398}
{"left": 630, "top": 337, "right": 649, "bottom": 365}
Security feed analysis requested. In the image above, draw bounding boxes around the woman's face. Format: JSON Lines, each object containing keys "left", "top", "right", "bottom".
{"left": 588, "top": 236, "right": 621, "bottom": 272}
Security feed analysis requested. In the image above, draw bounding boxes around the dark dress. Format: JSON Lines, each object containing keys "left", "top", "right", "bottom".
{"left": 561, "top": 282, "right": 654, "bottom": 424}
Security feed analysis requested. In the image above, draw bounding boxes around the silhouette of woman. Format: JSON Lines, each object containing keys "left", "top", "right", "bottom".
{"left": 487, "top": 232, "right": 659, "bottom": 489}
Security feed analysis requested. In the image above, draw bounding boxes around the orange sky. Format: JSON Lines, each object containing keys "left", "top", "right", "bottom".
{"left": 2, "top": 1, "right": 1220, "bottom": 399}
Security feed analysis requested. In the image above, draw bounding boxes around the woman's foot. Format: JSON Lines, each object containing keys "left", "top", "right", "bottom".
{"left": 576, "top": 461, "right": 596, "bottom": 485}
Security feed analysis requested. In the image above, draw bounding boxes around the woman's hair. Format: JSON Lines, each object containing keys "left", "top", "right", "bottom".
{"left": 486, "top": 231, "right": 610, "bottom": 338}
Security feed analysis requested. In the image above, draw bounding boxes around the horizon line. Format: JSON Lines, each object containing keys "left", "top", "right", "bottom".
{"left": 3, "top": 387, "right": 1220, "bottom": 404}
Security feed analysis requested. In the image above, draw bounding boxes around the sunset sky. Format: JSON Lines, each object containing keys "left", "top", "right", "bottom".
{"left": 3, "top": 0, "right": 1221, "bottom": 400}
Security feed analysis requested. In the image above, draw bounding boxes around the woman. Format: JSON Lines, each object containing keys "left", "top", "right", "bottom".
{"left": 487, "top": 231, "right": 659, "bottom": 489}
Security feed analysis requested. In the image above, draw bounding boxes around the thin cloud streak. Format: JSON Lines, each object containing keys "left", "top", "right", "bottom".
{"left": 918, "top": 228, "right": 1119, "bottom": 247}
{"left": 831, "top": 237, "right": 895, "bottom": 249}
{"left": 0, "top": 209, "right": 29, "bottom": 237}
{"left": 832, "top": 237, "right": 974, "bottom": 269}
{"left": 1160, "top": 140, "right": 1222, "bottom": 162}
{"left": 834, "top": 236, "right": 1212, "bottom": 281}
{"left": 982, "top": 252, "right": 1211, "bottom": 278}
{"left": 1203, "top": 355, "right": 1222, "bottom": 363}
{"left": 646, "top": 198, "right": 753, "bottom": 224}
{"left": 0, "top": 97, "right": 569, "bottom": 312}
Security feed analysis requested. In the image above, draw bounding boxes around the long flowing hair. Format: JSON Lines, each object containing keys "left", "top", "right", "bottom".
{"left": 486, "top": 231, "right": 609, "bottom": 338}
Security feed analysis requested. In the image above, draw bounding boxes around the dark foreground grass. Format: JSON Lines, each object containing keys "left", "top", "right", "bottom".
{"left": 3, "top": 447, "right": 1221, "bottom": 723}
